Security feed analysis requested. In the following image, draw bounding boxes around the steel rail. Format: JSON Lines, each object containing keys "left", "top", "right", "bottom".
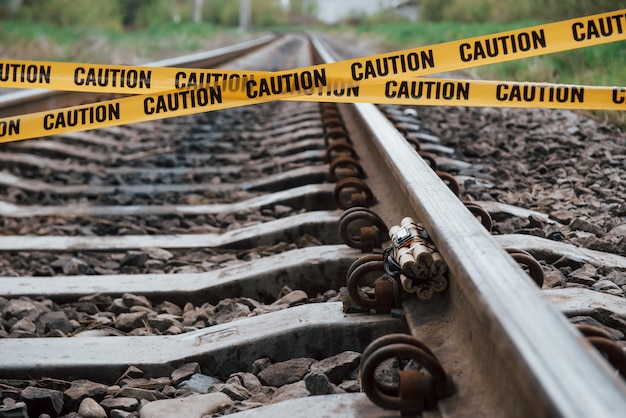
{"left": 311, "top": 35, "right": 626, "bottom": 417}
{"left": 0, "top": 34, "right": 277, "bottom": 117}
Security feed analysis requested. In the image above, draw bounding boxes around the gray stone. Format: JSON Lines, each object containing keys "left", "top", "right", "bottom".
{"left": 161, "top": 385, "right": 177, "bottom": 397}
{"left": 272, "top": 290, "right": 308, "bottom": 307}
{"left": 45, "top": 328, "right": 67, "bottom": 338}
{"left": 310, "top": 351, "right": 361, "bottom": 384}
{"left": 249, "top": 305, "right": 286, "bottom": 316}
{"left": 100, "top": 397, "right": 139, "bottom": 413}
{"left": 298, "top": 234, "right": 323, "bottom": 247}
{"left": 237, "top": 297, "right": 262, "bottom": 311}
{"left": 220, "top": 379, "right": 252, "bottom": 401}
{"left": 171, "top": 362, "right": 201, "bottom": 386}
{"left": 58, "top": 413, "right": 81, "bottom": 418}
{"left": 108, "top": 298, "right": 130, "bottom": 314}
{"left": 0, "top": 401, "right": 28, "bottom": 418}
{"left": 156, "top": 301, "right": 182, "bottom": 316}
{"left": 257, "top": 358, "right": 315, "bottom": 387}
{"left": 110, "top": 409, "right": 135, "bottom": 418}
{"left": 2, "top": 299, "right": 40, "bottom": 321}
{"left": 605, "top": 313, "right": 626, "bottom": 335}
{"left": 39, "top": 310, "right": 73, "bottom": 334}
{"left": 77, "top": 397, "right": 107, "bottom": 418}
{"left": 213, "top": 300, "right": 251, "bottom": 325}
{"left": 10, "top": 317, "right": 36, "bottom": 333}
{"left": 549, "top": 210, "right": 575, "bottom": 224}
{"left": 570, "top": 218, "right": 606, "bottom": 237}
{"left": 304, "top": 372, "right": 334, "bottom": 395}
{"left": 269, "top": 381, "right": 310, "bottom": 404}
{"left": 165, "top": 325, "right": 182, "bottom": 335}
{"left": 138, "top": 393, "right": 233, "bottom": 418}
{"left": 542, "top": 269, "right": 566, "bottom": 288}
{"left": 118, "top": 377, "right": 150, "bottom": 388}
{"left": 122, "top": 294, "right": 151, "bottom": 309}
{"left": 273, "top": 205, "right": 292, "bottom": 218}
{"left": 119, "top": 365, "right": 144, "bottom": 380}
{"left": 75, "top": 302, "right": 99, "bottom": 315}
{"left": 176, "top": 374, "right": 220, "bottom": 394}
{"left": 115, "top": 387, "right": 165, "bottom": 401}
{"left": 19, "top": 387, "right": 63, "bottom": 417}
{"left": 592, "top": 280, "right": 623, "bottom": 295}
{"left": 128, "top": 327, "right": 153, "bottom": 336}
{"left": 230, "top": 372, "right": 262, "bottom": 394}
{"left": 570, "top": 316, "right": 624, "bottom": 341}
{"left": 147, "top": 316, "right": 179, "bottom": 333}
{"left": 332, "top": 383, "right": 347, "bottom": 394}
{"left": 251, "top": 358, "right": 272, "bottom": 375}
{"left": 64, "top": 379, "right": 108, "bottom": 409}
{"left": 120, "top": 251, "right": 147, "bottom": 267}
{"left": 373, "top": 358, "right": 401, "bottom": 388}
{"left": 181, "top": 306, "right": 210, "bottom": 326}
{"left": 568, "top": 264, "right": 597, "bottom": 286}
{"left": 62, "top": 257, "right": 90, "bottom": 275}
{"left": 553, "top": 255, "right": 585, "bottom": 271}
{"left": 338, "top": 379, "right": 361, "bottom": 392}
{"left": 129, "top": 305, "right": 153, "bottom": 314}
{"left": 142, "top": 247, "right": 173, "bottom": 261}
{"left": 115, "top": 311, "right": 148, "bottom": 332}
{"left": 79, "top": 293, "right": 112, "bottom": 305}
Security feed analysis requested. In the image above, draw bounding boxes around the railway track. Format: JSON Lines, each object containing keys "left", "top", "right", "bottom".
{"left": 1, "top": 32, "right": 625, "bottom": 417}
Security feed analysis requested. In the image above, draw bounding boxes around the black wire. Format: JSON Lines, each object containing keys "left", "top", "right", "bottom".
{"left": 382, "top": 245, "right": 431, "bottom": 285}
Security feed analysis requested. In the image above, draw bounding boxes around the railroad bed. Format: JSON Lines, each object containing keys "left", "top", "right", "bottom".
{"left": 1, "top": 33, "right": 626, "bottom": 418}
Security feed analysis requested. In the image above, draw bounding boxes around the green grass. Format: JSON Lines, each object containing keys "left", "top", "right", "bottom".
{"left": 1, "top": 19, "right": 623, "bottom": 124}
{"left": 351, "top": 20, "right": 625, "bottom": 125}
{"left": 353, "top": 21, "right": 625, "bottom": 87}
{"left": 0, "top": 20, "right": 248, "bottom": 64}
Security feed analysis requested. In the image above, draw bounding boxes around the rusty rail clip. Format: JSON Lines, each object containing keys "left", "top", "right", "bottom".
{"left": 360, "top": 334, "right": 455, "bottom": 415}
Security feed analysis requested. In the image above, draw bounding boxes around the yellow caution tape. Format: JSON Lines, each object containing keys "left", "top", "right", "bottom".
{"left": 1, "top": 79, "right": 624, "bottom": 143}
{"left": 1, "top": 9, "right": 624, "bottom": 95}
{"left": 0, "top": 59, "right": 264, "bottom": 94}
{"left": 0, "top": 9, "right": 625, "bottom": 142}
{"left": 296, "top": 78, "right": 626, "bottom": 111}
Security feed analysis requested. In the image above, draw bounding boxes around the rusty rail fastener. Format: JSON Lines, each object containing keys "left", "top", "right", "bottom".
{"left": 360, "top": 333, "right": 455, "bottom": 415}
{"left": 338, "top": 207, "right": 388, "bottom": 252}
{"left": 333, "top": 177, "right": 375, "bottom": 210}
{"left": 505, "top": 248, "right": 544, "bottom": 288}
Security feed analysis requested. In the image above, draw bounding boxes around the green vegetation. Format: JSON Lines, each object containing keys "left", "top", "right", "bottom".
{"left": 418, "top": 0, "right": 623, "bottom": 23}
{"left": 0, "top": 0, "right": 623, "bottom": 123}
{"left": 0, "top": 19, "right": 239, "bottom": 64}
{"left": 352, "top": 20, "right": 625, "bottom": 87}
{"left": 352, "top": 13, "right": 625, "bottom": 124}
{"left": 0, "top": 0, "right": 290, "bottom": 29}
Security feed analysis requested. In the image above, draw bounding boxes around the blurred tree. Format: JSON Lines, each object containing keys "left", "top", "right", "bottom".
{"left": 118, "top": 0, "right": 171, "bottom": 28}
{"left": 288, "top": 0, "right": 317, "bottom": 25}
{"left": 418, "top": 0, "right": 625, "bottom": 22}
{"left": 251, "top": 0, "right": 286, "bottom": 27}
{"left": 0, "top": 0, "right": 22, "bottom": 18}
{"left": 16, "top": 0, "right": 122, "bottom": 28}
{"left": 192, "top": 0, "right": 203, "bottom": 23}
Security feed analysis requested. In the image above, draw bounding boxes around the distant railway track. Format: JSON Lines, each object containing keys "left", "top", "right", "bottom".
{"left": 0, "top": 33, "right": 625, "bottom": 417}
